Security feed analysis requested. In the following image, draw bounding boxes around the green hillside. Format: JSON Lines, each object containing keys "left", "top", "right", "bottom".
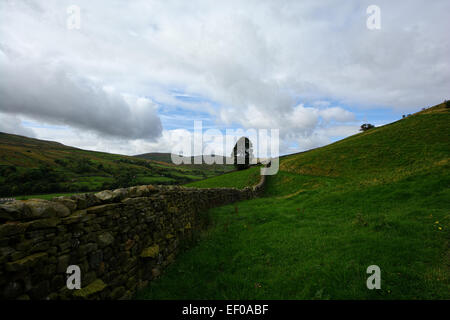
{"left": 134, "top": 152, "right": 174, "bottom": 163}
{"left": 135, "top": 152, "right": 235, "bottom": 175}
{"left": 0, "top": 133, "right": 229, "bottom": 197}
{"left": 186, "top": 165, "right": 261, "bottom": 189}
{"left": 138, "top": 102, "right": 450, "bottom": 299}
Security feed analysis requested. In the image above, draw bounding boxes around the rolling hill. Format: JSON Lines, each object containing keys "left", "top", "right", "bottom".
{"left": 134, "top": 152, "right": 175, "bottom": 163}
{"left": 0, "top": 132, "right": 231, "bottom": 198}
{"left": 138, "top": 102, "right": 450, "bottom": 299}
{"left": 134, "top": 152, "right": 235, "bottom": 174}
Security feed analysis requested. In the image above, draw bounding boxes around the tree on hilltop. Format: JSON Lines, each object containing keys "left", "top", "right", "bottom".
{"left": 360, "top": 123, "right": 375, "bottom": 132}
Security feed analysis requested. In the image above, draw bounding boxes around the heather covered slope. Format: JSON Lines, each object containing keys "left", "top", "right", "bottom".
{"left": 138, "top": 103, "right": 450, "bottom": 299}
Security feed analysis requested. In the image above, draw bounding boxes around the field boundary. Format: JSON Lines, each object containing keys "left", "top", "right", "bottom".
{"left": 0, "top": 169, "right": 266, "bottom": 299}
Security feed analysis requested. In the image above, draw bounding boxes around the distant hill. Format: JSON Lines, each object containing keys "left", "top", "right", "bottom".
{"left": 134, "top": 152, "right": 174, "bottom": 164}
{"left": 0, "top": 132, "right": 71, "bottom": 149}
{"left": 135, "top": 152, "right": 234, "bottom": 164}
{"left": 0, "top": 133, "right": 231, "bottom": 197}
{"left": 134, "top": 152, "right": 235, "bottom": 172}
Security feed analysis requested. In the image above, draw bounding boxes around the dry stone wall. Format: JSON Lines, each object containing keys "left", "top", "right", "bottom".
{"left": 0, "top": 175, "right": 265, "bottom": 300}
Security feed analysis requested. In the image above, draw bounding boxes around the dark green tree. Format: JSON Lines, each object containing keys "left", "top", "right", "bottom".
{"left": 360, "top": 123, "right": 375, "bottom": 132}
{"left": 231, "top": 137, "right": 254, "bottom": 170}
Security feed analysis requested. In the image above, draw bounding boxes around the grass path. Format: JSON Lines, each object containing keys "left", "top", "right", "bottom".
{"left": 185, "top": 166, "right": 261, "bottom": 189}
{"left": 137, "top": 167, "right": 449, "bottom": 299}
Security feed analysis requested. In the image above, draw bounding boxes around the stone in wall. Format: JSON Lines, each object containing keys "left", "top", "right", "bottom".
{"left": 0, "top": 172, "right": 266, "bottom": 300}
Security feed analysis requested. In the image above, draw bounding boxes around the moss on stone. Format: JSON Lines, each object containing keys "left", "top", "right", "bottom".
{"left": 5, "top": 252, "right": 48, "bottom": 272}
{"left": 165, "top": 233, "right": 174, "bottom": 239}
{"left": 168, "top": 206, "right": 178, "bottom": 214}
{"left": 73, "top": 279, "right": 107, "bottom": 298}
{"left": 140, "top": 244, "right": 159, "bottom": 258}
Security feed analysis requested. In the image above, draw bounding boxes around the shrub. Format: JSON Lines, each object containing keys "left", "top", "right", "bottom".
{"left": 360, "top": 123, "right": 375, "bottom": 132}
{"left": 54, "top": 159, "right": 67, "bottom": 166}
{"left": 74, "top": 158, "right": 94, "bottom": 173}
{"left": 0, "top": 165, "right": 16, "bottom": 177}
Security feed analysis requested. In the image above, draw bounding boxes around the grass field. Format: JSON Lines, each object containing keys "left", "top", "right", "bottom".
{"left": 135, "top": 153, "right": 234, "bottom": 174}
{"left": 137, "top": 103, "right": 450, "bottom": 300}
{"left": 186, "top": 166, "right": 261, "bottom": 189}
{"left": 0, "top": 132, "right": 232, "bottom": 197}
{"left": 14, "top": 192, "right": 89, "bottom": 201}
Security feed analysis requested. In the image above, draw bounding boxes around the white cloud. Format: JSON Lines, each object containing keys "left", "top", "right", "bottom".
{"left": 0, "top": 0, "right": 448, "bottom": 154}
{"left": 0, "top": 53, "right": 162, "bottom": 140}
{"left": 0, "top": 113, "right": 36, "bottom": 138}
{"left": 319, "top": 107, "right": 355, "bottom": 123}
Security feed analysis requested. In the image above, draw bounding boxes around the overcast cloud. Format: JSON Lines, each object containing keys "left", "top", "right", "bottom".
{"left": 0, "top": 0, "right": 448, "bottom": 155}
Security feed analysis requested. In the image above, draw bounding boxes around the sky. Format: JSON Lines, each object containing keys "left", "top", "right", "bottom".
{"left": 0, "top": 0, "right": 449, "bottom": 157}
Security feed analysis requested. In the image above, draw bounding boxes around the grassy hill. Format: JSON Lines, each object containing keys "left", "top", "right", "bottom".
{"left": 186, "top": 165, "right": 261, "bottom": 189}
{"left": 134, "top": 152, "right": 174, "bottom": 163}
{"left": 138, "top": 102, "right": 450, "bottom": 299}
{"left": 0, "top": 133, "right": 230, "bottom": 198}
